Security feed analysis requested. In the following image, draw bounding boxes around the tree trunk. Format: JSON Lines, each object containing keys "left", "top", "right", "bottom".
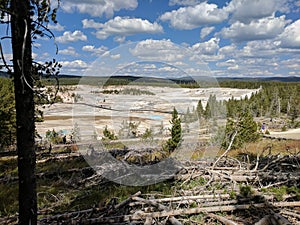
{"left": 10, "top": 0, "right": 37, "bottom": 224}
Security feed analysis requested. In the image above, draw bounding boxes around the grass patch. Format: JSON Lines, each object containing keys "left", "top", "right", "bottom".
{"left": 180, "top": 177, "right": 207, "bottom": 190}
{"left": 229, "top": 139, "right": 300, "bottom": 158}
{"left": 36, "top": 156, "right": 88, "bottom": 173}
{"left": 0, "top": 183, "right": 18, "bottom": 216}
{"left": 0, "top": 158, "right": 18, "bottom": 177}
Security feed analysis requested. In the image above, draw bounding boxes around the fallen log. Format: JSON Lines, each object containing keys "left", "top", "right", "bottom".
{"left": 132, "top": 196, "right": 183, "bottom": 225}
{"left": 125, "top": 201, "right": 300, "bottom": 221}
{"left": 207, "top": 213, "right": 238, "bottom": 225}
{"left": 151, "top": 194, "right": 231, "bottom": 203}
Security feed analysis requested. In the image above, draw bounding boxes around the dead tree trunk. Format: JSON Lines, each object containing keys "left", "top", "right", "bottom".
{"left": 10, "top": 0, "right": 37, "bottom": 224}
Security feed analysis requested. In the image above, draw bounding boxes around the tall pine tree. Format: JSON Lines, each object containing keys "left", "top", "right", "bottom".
{"left": 165, "top": 107, "right": 182, "bottom": 153}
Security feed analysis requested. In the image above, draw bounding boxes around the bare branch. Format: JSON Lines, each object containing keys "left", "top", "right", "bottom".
{"left": 212, "top": 130, "right": 238, "bottom": 169}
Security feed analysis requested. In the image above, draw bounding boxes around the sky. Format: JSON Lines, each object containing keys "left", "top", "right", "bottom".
{"left": 4, "top": 0, "right": 300, "bottom": 78}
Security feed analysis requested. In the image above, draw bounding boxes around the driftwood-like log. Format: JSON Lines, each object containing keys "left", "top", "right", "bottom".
{"left": 151, "top": 194, "right": 231, "bottom": 203}
{"left": 280, "top": 209, "right": 300, "bottom": 219}
{"left": 133, "top": 196, "right": 183, "bottom": 225}
{"left": 125, "top": 201, "right": 300, "bottom": 221}
{"left": 207, "top": 213, "right": 238, "bottom": 225}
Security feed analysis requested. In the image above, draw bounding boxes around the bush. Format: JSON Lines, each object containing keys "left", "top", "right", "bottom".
{"left": 222, "top": 110, "right": 260, "bottom": 149}
{"left": 103, "top": 126, "right": 117, "bottom": 140}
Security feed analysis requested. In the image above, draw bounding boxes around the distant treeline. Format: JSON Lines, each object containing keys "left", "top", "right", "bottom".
{"left": 225, "top": 81, "right": 300, "bottom": 121}
{"left": 27, "top": 74, "right": 300, "bottom": 88}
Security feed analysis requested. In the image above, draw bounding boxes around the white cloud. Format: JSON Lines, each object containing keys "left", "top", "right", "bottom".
{"left": 110, "top": 54, "right": 121, "bottom": 59}
{"left": 82, "top": 45, "right": 108, "bottom": 56}
{"left": 33, "top": 43, "right": 41, "bottom": 48}
{"left": 48, "top": 23, "right": 65, "bottom": 31}
{"left": 93, "top": 16, "right": 163, "bottom": 39}
{"left": 169, "top": 0, "right": 205, "bottom": 6}
{"left": 114, "top": 36, "right": 126, "bottom": 43}
{"left": 59, "top": 47, "right": 79, "bottom": 56}
{"left": 57, "top": 30, "right": 87, "bottom": 43}
{"left": 160, "top": 2, "right": 228, "bottom": 30}
{"left": 225, "top": 0, "right": 286, "bottom": 23}
{"left": 218, "top": 44, "right": 237, "bottom": 57}
{"left": 130, "top": 39, "right": 186, "bottom": 62}
{"left": 158, "top": 66, "right": 180, "bottom": 73}
{"left": 238, "top": 40, "right": 277, "bottom": 57}
{"left": 281, "top": 59, "right": 300, "bottom": 70}
{"left": 82, "top": 19, "right": 103, "bottom": 29}
{"left": 61, "top": 0, "right": 138, "bottom": 18}
{"left": 190, "top": 38, "right": 220, "bottom": 55}
{"left": 217, "top": 59, "right": 240, "bottom": 70}
{"left": 200, "top": 26, "right": 215, "bottom": 39}
{"left": 60, "top": 60, "right": 88, "bottom": 69}
{"left": 278, "top": 19, "right": 300, "bottom": 48}
{"left": 217, "top": 59, "right": 236, "bottom": 67}
{"left": 221, "top": 15, "right": 287, "bottom": 42}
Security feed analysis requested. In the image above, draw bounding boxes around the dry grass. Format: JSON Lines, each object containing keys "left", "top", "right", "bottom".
{"left": 229, "top": 138, "right": 300, "bottom": 158}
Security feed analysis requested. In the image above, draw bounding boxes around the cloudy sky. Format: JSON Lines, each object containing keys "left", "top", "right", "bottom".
{"left": 19, "top": 0, "right": 300, "bottom": 77}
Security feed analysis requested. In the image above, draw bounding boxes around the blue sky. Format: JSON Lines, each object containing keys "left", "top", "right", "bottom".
{"left": 5, "top": 0, "right": 300, "bottom": 77}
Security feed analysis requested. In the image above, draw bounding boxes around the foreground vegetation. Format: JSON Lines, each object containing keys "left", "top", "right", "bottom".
{"left": 0, "top": 76, "right": 299, "bottom": 224}
{"left": 0, "top": 138, "right": 299, "bottom": 224}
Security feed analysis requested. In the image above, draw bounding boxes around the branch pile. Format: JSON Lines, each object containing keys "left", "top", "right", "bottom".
{"left": 37, "top": 153, "right": 300, "bottom": 225}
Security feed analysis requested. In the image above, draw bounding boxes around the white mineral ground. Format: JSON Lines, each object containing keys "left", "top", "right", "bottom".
{"left": 36, "top": 85, "right": 261, "bottom": 141}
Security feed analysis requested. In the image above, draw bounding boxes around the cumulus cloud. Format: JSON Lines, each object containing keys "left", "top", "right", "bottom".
{"left": 217, "top": 59, "right": 236, "bottom": 67}
{"left": 218, "top": 44, "right": 237, "bottom": 57}
{"left": 217, "top": 59, "right": 239, "bottom": 70}
{"left": 190, "top": 37, "right": 220, "bottom": 55}
{"left": 57, "top": 30, "right": 87, "bottom": 43}
{"left": 225, "top": 0, "right": 286, "bottom": 23}
{"left": 59, "top": 47, "right": 79, "bottom": 56}
{"left": 281, "top": 59, "right": 300, "bottom": 71}
{"left": 48, "top": 23, "right": 65, "bottom": 31}
{"left": 278, "top": 19, "right": 300, "bottom": 48}
{"left": 92, "top": 16, "right": 163, "bottom": 39}
{"left": 221, "top": 15, "right": 287, "bottom": 42}
{"left": 160, "top": 2, "right": 228, "bottom": 30}
{"left": 114, "top": 36, "right": 126, "bottom": 43}
{"left": 82, "top": 19, "right": 103, "bottom": 29}
{"left": 110, "top": 54, "right": 121, "bottom": 59}
{"left": 82, "top": 45, "right": 108, "bottom": 56}
{"left": 239, "top": 40, "right": 277, "bottom": 57}
{"left": 169, "top": 0, "right": 205, "bottom": 6}
{"left": 61, "top": 0, "right": 138, "bottom": 18}
{"left": 130, "top": 39, "right": 186, "bottom": 62}
{"left": 60, "top": 60, "right": 88, "bottom": 68}
{"left": 200, "top": 26, "right": 215, "bottom": 39}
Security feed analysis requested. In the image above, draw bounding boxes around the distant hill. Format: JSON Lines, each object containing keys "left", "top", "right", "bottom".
{"left": 1, "top": 72, "right": 299, "bottom": 83}
{"left": 216, "top": 76, "right": 300, "bottom": 82}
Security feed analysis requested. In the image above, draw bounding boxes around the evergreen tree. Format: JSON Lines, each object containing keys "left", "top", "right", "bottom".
{"left": 165, "top": 107, "right": 182, "bottom": 153}
{"left": 222, "top": 109, "right": 260, "bottom": 149}
{"left": 103, "top": 125, "right": 118, "bottom": 140}
{"left": 204, "top": 101, "right": 211, "bottom": 119}
{"left": 0, "top": 78, "right": 16, "bottom": 149}
{"left": 196, "top": 99, "right": 204, "bottom": 118}
{"left": 0, "top": 1, "right": 60, "bottom": 223}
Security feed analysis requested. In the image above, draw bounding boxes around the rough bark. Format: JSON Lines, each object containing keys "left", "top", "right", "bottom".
{"left": 10, "top": 0, "right": 37, "bottom": 224}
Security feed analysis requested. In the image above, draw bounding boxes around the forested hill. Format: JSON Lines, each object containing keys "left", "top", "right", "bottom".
{"left": 1, "top": 71, "right": 299, "bottom": 84}
{"left": 217, "top": 76, "right": 300, "bottom": 83}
